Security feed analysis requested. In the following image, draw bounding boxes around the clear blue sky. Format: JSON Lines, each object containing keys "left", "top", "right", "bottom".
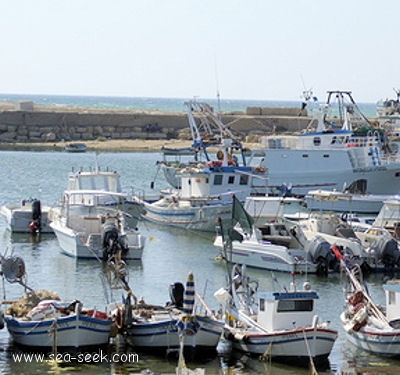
{"left": 1, "top": 0, "right": 398, "bottom": 102}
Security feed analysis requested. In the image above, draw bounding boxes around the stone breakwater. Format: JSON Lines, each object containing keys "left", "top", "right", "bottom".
{"left": 0, "top": 102, "right": 311, "bottom": 144}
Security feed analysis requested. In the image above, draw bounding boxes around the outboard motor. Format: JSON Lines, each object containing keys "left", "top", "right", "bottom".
{"left": 102, "top": 220, "right": 120, "bottom": 261}
{"left": 168, "top": 282, "right": 185, "bottom": 308}
{"left": 374, "top": 237, "right": 400, "bottom": 268}
{"left": 307, "top": 236, "right": 337, "bottom": 275}
{"left": 29, "top": 200, "right": 42, "bottom": 233}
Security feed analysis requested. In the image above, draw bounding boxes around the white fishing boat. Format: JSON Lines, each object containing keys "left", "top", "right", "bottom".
{"left": 0, "top": 198, "right": 53, "bottom": 233}
{"left": 140, "top": 139, "right": 268, "bottom": 232}
{"left": 113, "top": 273, "right": 224, "bottom": 357}
{"left": 50, "top": 190, "right": 145, "bottom": 260}
{"left": 1, "top": 256, "right": 112, "bottom": 351}
{"left": 214, "top": 264, "right": 337, "bottom": 367}
{"left": 158, "top": 100, "right": 250, "bottom": 190}
{"left": 339, "top": 253, "right": 400, "bottom": 357}
{"left": 5, "top": 299, "right": 112, "bottom": 350}
{"left": 63, "top": 166, "right": 145, "bottom": 229}
{"left": 259, "top": 91, "right": 400, "bottom": 196}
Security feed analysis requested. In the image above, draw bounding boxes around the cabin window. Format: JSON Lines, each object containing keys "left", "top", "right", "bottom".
{"left": 214, "top": 175, "right": 223, "bottom": 185}
{"left": 277, "top": 299, "right": 313, "bottom": 312}
{"left": 302, "top": 154, "right": 309, "bottom": 158}
{"left": 388, "top": 291, "right": 396, "bottom": 305}
{"left": 228, "top": 176, "right": 235, "bottom": 184}
{"left": 323, "top": 154, "right": 329, "bottom": 158}
{"left": 239, "top": 175, "right": 249, "bottom": 185}
{"left": 259, "top": 298, "right": 265, "bottom": 311}
{"left": 396, "top": 172, "right": 400, "bottom": 177}
{"left": 313, "top": 137, "right": 321, "bottom": 146}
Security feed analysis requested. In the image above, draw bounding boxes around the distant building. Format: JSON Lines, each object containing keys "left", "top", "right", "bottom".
{"left": 15, "top": 101, "right": 34, "bottom": 111}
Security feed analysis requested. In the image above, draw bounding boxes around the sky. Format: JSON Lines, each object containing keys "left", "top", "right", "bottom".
{"left": 0, "top": 0, "right": 399, "bottom": 103}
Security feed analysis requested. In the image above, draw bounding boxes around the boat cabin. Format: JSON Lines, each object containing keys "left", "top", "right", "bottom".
{"left": 67, "top": 170, "right": 122, "bottom": 193}
{"left": 383, "top": 280, "right": 400, "bottom": 322}
{"left": 178, "top": 165, "right": 264, "bottom": 203}
{"left": 257, "top": 286, "right": 319, "bottom": 331}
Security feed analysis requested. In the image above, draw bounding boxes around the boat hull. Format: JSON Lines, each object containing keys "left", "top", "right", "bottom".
{"left": 230, "top": 327, "right": 337, "bottom": 364}
{"left": 264, "top": 148, "right": 400, "bottom": 196}
{"left": 50, "top": 221, "right": 144, "bottom": 260}
{"left": 5, "top": 314, "right": 112, "bottom": 349}
{"left": 143, "top": 201, "right": 232, "bottom": 232}
{"left": 125, "top": 315, "right": 223, "bottom": 356}
{"left": 0, "top": 204, "right": 53, "bottom": 233}
{"left": 214, "top": 235, "right": 317, "bottom": 274}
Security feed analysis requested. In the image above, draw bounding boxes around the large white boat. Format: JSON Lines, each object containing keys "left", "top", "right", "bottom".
{"left": 259, "top": 91, "right": 400, "bottom": 196}
{"left": 50, "top": 190, "right": 145, "bottom": 260}
{"left": 214, "top": 264, "right": 337, "bottom": 367}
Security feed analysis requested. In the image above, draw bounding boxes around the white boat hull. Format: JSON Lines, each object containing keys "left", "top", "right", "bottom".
{"left": 264, "top": 149, "right": 400, "bottom": 196}
{"left": 125, "top": 315, "right": 223, "bottom": 354}
{"left": 0, "top": 204, "right": 53, "bottom": 233}
{"left": 231, "top": 327, "right": 337, "bottom": 364}
{"left": 341, "top": 313, "right": 400, "bottom": 356}
{"left": 5, "top": 314, "right": 112, "bottom": 349}
{"left": 50, "top": 221, "right": 144, "bottom": 260}
{"left": 214, "top": 235, "right": 317, "bottom": 274}
{"left": 143, "top": 201, "right": 232, "bottom": 232}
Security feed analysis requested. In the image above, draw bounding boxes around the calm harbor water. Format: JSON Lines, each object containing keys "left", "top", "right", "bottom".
{"left": 0, "top": 150, "right": 399, "bottom": 375}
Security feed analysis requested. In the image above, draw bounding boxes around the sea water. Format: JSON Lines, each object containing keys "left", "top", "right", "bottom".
{"left": 0, "top": 151, "right": 399, "bottom": 374}
{"left": 0, "top": 93, "right": 378, "bottom": 118}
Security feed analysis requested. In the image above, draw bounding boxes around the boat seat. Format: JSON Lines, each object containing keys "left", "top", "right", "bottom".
{"left": 335, "top": 226, "right": 357, "bottom": 239}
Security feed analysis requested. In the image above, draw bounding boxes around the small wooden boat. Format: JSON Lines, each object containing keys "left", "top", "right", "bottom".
{"left": 339, "top": 250, "right": 400, "bottom": 356}
{"left": 111, "top": 273, "right": 224, "bottom": 358}
{"left": 5, "top": 299, "right": 112, "bottom": 350}
{"left": 65, "top": 142, "right": 87, "bottom": 152}
{"left": 1, "top": 257, "right": 112, "bottom": 351}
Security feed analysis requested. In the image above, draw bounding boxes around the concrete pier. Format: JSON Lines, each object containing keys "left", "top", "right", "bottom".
{"left": 0, "top": 102, "right": 311, "bottom": 144}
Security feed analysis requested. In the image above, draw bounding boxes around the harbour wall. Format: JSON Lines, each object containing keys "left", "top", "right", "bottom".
{"left": 0, "top": 102, "right": 312, "bottom": 143}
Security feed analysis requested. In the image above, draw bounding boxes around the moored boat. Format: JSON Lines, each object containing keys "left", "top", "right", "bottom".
{"left": 214, "top": 264, "right": 337, "bottom": 367}
{"left": 65, "top": 142, "right": 87, "bottom": 152}
{"left": 339, "top": 252, "right": 400, "bottom": 357}
{"left": 0, "top": 198, "right": 53, "bottom": 234}
{"left": 50, "top": 190, "right": 145, "bottom": 260}
{"left": 111, "top": 272, "right": 224, "bottom": 358}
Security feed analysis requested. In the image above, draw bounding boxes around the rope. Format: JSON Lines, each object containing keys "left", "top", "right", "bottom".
{"left": 302, "top": 329, "right": 318, "bottom": 375}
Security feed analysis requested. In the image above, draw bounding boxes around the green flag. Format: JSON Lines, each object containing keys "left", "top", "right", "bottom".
{"left": 232, "top": 195, "right": 254, "bottom": 235}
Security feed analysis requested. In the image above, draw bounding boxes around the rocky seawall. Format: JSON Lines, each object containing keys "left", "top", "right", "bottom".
{"left": 0, "top": 101, "right": 311, "bottom": 144}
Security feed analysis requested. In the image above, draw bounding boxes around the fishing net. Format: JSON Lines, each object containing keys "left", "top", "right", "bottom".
{"left": 6, "top": 289, "right": 60, "bottom": 318}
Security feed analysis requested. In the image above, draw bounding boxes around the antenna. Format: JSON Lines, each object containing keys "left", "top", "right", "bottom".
{"left": 214, "top": 54, "right": 221, "bottom": 118}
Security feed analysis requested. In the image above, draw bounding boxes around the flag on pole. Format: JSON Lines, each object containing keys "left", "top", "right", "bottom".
{"left": 232, "top": 195, "right": 254, "bottom": 234}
